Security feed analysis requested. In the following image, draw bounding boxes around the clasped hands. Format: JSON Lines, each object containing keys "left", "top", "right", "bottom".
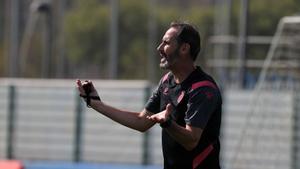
{"left": 147, "top": 104, "right": 173, "bottom": 126}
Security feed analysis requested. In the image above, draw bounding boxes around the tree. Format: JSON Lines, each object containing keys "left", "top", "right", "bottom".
{"left": 65, "top": 0, "right": 110, "bottom": 78}
{"left": 118, "top": 0, "right": 149, "bottom": 79}
{"left": 64, "top": 0, "right": 299, "bottom": 80}
{"left": 0, "top": 0, "right": 5, "bottom": 76}
{"left": 64, "top": 0, "right": 215, "bottom": 79}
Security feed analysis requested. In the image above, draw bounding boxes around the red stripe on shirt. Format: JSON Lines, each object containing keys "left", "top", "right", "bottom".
{"left": 191, "top": 81, "right": 217, "bottom": 90}
{"left": 192, "top": 144, "right": 214, "bottom": 169}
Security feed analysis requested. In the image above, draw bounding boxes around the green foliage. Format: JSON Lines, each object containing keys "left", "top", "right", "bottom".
{"left": 231, "top": 0, "right": 300, "bottom": 35}
{"left": 65, "top": 0, "right": 109, "bottom": 76}
{"left": 0, "top": 44, "right": 4, "bottom": 76}
{"left": 64, "top": 0, "right": 300, "bottom": 79}
{"left": 248, "top": 0, "right": 300, "bottom": 35}
{"left": 64, "top": 0, "right": 216, "bottom": 79}
{"left": 118, "top": 0, "right": 149, "bottom": 79}
{"left": 0, "top": 1, "right": 4, "bottom": 76}
{"left": 229, "top": 0, "right": 300, "bottom": 64}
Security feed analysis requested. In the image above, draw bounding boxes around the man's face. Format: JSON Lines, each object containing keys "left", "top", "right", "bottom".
{"left": 157, "top": 27, "right": 181, "bottom": 69}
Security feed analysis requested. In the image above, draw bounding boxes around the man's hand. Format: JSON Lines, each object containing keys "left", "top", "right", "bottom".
{"left": 76, "top": 80, "right": 98, "bottom": 96}
{"left": 76, "top": 79, "right": 101, "bottom": 107}
{"left": 146, "top": 103, "right": 172, "bottom": 123}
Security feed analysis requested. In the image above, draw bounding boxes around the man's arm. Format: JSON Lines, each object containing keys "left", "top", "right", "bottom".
{"left": 165, "top": 120, "right": 202, "bottom": 151}
{"left": 148, "top": 86, "right": 220, "bottom": 150}
{"left": 147, "top": 104, "right": 202, "bottom": 150}
{"left": 91, "top": 100, "right": 156, "bottom": 132}
{"left": 76, "top": 79, "right": 155, "bottom": 132}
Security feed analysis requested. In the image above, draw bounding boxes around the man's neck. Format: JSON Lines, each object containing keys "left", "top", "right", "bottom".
{"left": 171, "top": 64, "right": 196, "bottom": 84}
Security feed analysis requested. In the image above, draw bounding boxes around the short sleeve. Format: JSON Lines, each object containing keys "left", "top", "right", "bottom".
{"left": 185, "top": 87, "right": 220, "bottom": 128}
{"left": 145, "top": 83, "right": 162, "bottom": 114}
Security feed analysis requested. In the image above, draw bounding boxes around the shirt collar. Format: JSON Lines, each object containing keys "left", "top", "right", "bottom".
{"left": 167, "top": 66, "right": 203, "bottom": 89}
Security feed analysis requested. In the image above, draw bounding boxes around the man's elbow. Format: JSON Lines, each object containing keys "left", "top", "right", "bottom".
{"left": 137, "top": 126, "right": 149, "bottom": 133}
{"left": 183, "top": 125, "right": 202, "bottom": 151}
{"left": 184, "top": 132, "right": 201, "bottom": 151}
{"left": 136, "top": 124, "right": 152, "bottom": 133}
{"left": 184, "top": 140, "right": 199, "bottom": 151}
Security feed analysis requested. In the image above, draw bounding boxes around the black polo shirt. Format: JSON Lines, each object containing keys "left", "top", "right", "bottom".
{"left": 145, "top": 66, "right": 222, "bottom": 169}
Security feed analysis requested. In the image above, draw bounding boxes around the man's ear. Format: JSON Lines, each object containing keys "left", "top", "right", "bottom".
{"left": 180, "top": 43, "right": 190, "bottom": 55}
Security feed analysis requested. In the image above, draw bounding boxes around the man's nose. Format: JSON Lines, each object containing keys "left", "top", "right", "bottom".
{"left": 157, "top": 43, "right": 162, "bottom": 51}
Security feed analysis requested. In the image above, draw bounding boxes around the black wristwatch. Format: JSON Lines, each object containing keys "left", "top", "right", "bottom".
{"left": 79, "top": 94, "right": 101, "bottom": 108}
{"left": 81, "top": 81, "right": 101, "bottom": 107}
{"left": 160, "top": 117, "right": 172, "bottom": 128}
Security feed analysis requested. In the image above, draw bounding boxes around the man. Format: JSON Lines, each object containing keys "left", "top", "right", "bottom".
{"left": 76, "top": 21, "right": 222, "bottom": 169}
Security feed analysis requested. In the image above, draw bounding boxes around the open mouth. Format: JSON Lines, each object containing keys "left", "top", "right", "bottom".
{"left": 160, "top": 57, "right": 167, "bottom": 63}
{"left": 160, "top": 52, "right": 167, "bottom": 63}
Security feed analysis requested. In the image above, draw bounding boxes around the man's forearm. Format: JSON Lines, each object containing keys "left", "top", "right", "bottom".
{"left": 90, "top": 100, "right": 154, "bottom": 132}
{"left": 165, "top": 121, "right": 202, "bottom": 151}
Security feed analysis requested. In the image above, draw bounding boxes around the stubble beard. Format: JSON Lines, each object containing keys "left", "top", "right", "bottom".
{"left": 159, "top": 48, "right": 180, "bottom": 69}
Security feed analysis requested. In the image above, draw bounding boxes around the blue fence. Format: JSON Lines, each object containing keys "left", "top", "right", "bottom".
{"left": 24, "top": 161, "right": 161, "bottom": 169}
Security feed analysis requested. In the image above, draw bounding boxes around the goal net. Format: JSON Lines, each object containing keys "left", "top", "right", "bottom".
{"left": 223, "top": 16, "right": 300, "bottom": 169}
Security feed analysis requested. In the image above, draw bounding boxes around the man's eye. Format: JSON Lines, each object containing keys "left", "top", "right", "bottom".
{"left": 163, "top": 41, "right": 170, "bottom": 44}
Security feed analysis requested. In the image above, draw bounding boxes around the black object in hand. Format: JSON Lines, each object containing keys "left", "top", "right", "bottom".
{"left": 82, "top": 81, "right": 92, "bottom": 95}
{"left": 80, "top": 80, "right": 100, "bottom": 108}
